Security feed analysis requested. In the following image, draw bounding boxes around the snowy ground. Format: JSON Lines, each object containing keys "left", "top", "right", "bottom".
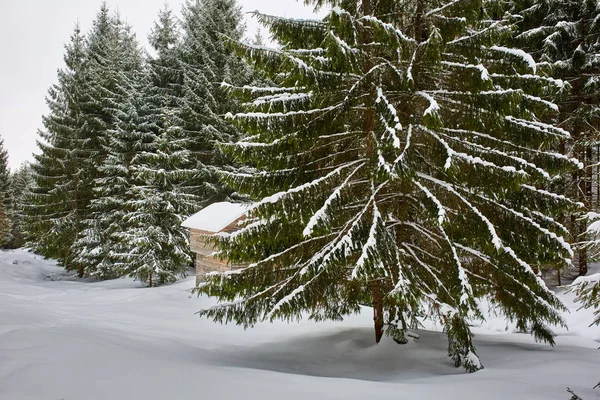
{"left": 1, "top": 249, "right": 599, "bottom": 400}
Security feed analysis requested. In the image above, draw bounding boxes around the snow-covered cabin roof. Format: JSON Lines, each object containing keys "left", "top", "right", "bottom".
{"left": 181, "top": 202, "right": 251, "bottom": 233}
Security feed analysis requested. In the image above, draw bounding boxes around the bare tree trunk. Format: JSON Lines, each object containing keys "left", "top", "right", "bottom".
{"left": 149, "top": 272, "right": 153, "bottom": 288}
{"left": 74, "top": 171, "right": 83, "bottom": 279}
{"left": 372, "top": 281, "right": 384, "bottom": 343}
{"left": 579, "top": 145, "right": 589, "bottom": 276}
{"left": 578, "top": 241, "right": 588, "bottom": 276}
{"left": 360, "top": 0, "right": 383, "bottom": 343}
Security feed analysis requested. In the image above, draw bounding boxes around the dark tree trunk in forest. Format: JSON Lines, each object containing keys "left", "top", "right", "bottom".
{"left": 360, "top": 0, "right": 384, "bottom": 343}
{"left": 372, "top": 281, "right": 384, "bottom": 343}
{"left": 579, "top": 145, "right": 589, "bottom": 276}
{"left": 579, "top": 241, "right": 588, "bottom": 276}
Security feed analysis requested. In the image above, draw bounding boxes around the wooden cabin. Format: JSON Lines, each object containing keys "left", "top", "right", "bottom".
{"left": 182, "top": 202, "right": 250, "bottom": 286}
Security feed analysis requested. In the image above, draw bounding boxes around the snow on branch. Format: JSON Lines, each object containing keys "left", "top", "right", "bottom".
{"left": 220, "top": 81, "right": 299, "bottom": 95}
{"left": 488, "top": 46, "right": 537, "bottom": 74}
{"left": 488, "top": 73, "right": 565, "bottom": 89}
{"left": 441, "top": 61, "right": 490, "bottom": 81}
{"left": 352, "top": 201, "right": 383, "bottom": 279}
{"left": 249, "top": 10, "right": 326, "bottom": 31}
{"left": 327, "top": 30, "right": 356, "bottom": 57}
{"left": 474, "top": 192, "right": 573, "bottom": 258}
{"left": 254, "top": 160, "right": 364, "bottom": 208}
{"left": 393, "top": 124, "right": 413, "bottom": 167}
{"left": 303, "top": 182, "right": 388, "bottom": 275}
{"left": 425, "top": 0, "right": 462, "bottom": 17}
{"left": 402, "top": 244, "right": 453, "bottom": 299}
{"left": 454, "top": 241, "right": 563, "bottom": 319}
{"left": 229, "top": 104, "right": 339, "bottom": 121}
{"left": 249, "top": 92, "right": 312, "bottom": 108}
{"left": 417, "top": 91, "right": 440, "bottom": 118}
{"left": 414, "top": 181, "right": 446, "bottom": 225}
{"left": 442, "top": 128, "right": 581, "bottom": 169}
{"left": 303, "top": 162, "right": 365, "bottom": 237}
{"left": 418, "top": 173, "right": 557, "bottom": 300}
{"left": 231, "top": 132, "right": 295, "bottom": 149}
{"left": 418, "top": 173, "right": 499, "bottom": 251}
{"left": 359, "top": 15, "right": 416, "bottom": 45}
{"left": 439, "top": 131, "right": 550, "bottom": 178}
{"left": 505, "top": 116, "right": 571, "bottom": 139}
{"left": 414, "top": 178, "right": 473, "bottom": 307}
{"left": 376, "top": 87, "right": 402, "bottom": 149}
{"left": 521, "top": 184, "right": 584, "bottom": 207}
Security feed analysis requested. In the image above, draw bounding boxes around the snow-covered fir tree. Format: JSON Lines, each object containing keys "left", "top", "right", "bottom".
{"left": 109, "top": 6, "right": 199, "bottom": 286}
{"left": 177, "top": 0, "right": 250, "bottom": 205}
{"left": 196, "top": 0, "right": 580, "bottom": 372}
{"left": 148, "top": 5, "right": 184, "bottom": 102}
{"left": 511, "top": 0, "right": 600, "bottom": 278}
{"left": 572, "top": 212, "right": 600, "bottom": 396}
{"left": 26, "top": 24, "right": 89, "bottom": 272}
{"left": 5, "top": 163, "right": 33, "bottom": 249}
{"left": 0, "top": 136, "right": 10, "bottom": 246}
{"left": 72, "top": 6, "right": 143, "bottom": 279}
{"left": 115, "top": 106, "right": 198, "bottom": 286}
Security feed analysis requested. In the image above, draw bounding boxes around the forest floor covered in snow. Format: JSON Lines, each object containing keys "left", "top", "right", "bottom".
{"left": 1, "top": 249, "right": 599, "bottom": 400}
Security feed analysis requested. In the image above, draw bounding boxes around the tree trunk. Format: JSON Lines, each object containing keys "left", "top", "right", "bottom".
{"left": 372, "top": 280, "right": 384, "bottom": 343}
{"left": 360, "top": 0, "right": 383, "bottom": 343}
{"left": 74, "top": 171, "right": 82, "bottom": 279}
{"left": 579, "top": 145, "right": 589, "bottom": 276}
{"left": 578, "top": 242, "right": 588, "bottom": 276}
{"left": 149, "top": 272, "right": 153, "bottom": 287}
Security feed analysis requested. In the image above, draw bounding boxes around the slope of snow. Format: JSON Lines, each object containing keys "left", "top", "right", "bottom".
{"left": 181, "top": 202, "right": 250, "bottom": 232}
{"left": 1, "top": 249, "right": 599, "bottom": 400}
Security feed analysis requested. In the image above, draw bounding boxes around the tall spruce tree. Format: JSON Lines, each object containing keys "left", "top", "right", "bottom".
{"left": 109, "top": 6, "right": 199, "bottom": 286}
{"left": 5, "top": 163, "right": 33, "bottom": 249}
{"left": 27, "top": 24, "right": 88, "bottom": 271}
{"left": 178, "top": 0, "right": 249, "bottom": 205}
{"left": 511, "top": 0, "right": 600, "bottom": 278}
{"left": 0, "top": 136, "right": 10, "bottom": 246}
{"left": 572, "top": 213, "right": 600, "bottom": 396}
{"left": 115, "top": 106, "right": 198, "bottom": 286}
{"left": 197, "top": 0, "right": 579, "bottom": 371}
{"left": 148, "top": 5, "right": 184, "bottom": 102}
{"left": 72, "top": 6, "right": 143, "bottom": 278}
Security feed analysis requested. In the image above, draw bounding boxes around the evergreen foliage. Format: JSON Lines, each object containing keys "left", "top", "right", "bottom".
{"left": 111, "top": 6, "right": 199, "bottom": 286}
{"left": 576, "top": 212, "right": 600, "bottom": 326}
{"left": 4, "top": 163, "right": 33, "bottom": 249}
{"left": 26, "top": 0, "right": 252, "bottom": 285}
{"left": 26, "top": 24, "right": 88, "bottom": 271}
{"left": 511, "top": 0, "right": 600, "bottom": 277}
{"left": 71, "top": 5, "right": 143, "bottom": 279}
{"left": 0, "top": 136, "right": 10, "bottom": 246}
{"left": 196, "top": 0, "right": 579, "bottom": 371}
{"left": 178, "top": 0, "right": 250, "bottom": 205}
{"left": 115, "top": 106, "right": 198, "bottom": 286}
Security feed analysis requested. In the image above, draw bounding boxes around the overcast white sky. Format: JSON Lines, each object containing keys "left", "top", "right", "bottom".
{"left": 0, "top": 0, "right": 320, "bottom": 170}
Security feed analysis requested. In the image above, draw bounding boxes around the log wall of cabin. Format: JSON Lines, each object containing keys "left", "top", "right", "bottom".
{"left": 190, "top": 228, "right": 244, "bottom": 286}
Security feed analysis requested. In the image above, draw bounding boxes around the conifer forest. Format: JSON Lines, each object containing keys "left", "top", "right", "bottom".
{"left": 1, "top": 0, "right": 600, "bottom": 398}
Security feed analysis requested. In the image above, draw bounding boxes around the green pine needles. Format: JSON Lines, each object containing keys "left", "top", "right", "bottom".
{"left": 511, "top": 0, "right": 600, "bottom": 278}
{"left": 196, "top": 0, "right": 580, "bottom": 372}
